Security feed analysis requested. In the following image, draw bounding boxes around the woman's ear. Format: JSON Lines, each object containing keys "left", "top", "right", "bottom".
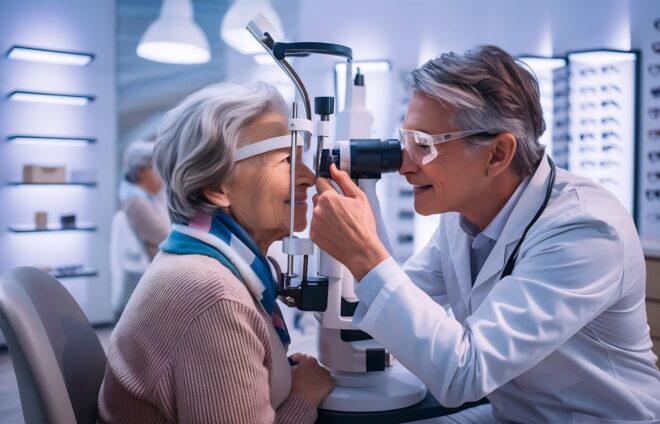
{"left": 204, "top": 187, "right": 231, "bottom": 208}
{"left": 485, "top": 132, "right": 516, "bottom": 177}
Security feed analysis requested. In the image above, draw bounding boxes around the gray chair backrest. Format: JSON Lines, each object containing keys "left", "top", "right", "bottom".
{"left": 0, "top": 267, "right": 107, "bottom": 424}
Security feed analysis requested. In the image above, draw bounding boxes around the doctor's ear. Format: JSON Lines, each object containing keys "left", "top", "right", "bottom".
{"left": 485, "top": 132, "right": 517, "bottom": 177}
{"left": 203, "top": 187, "right": 231, "bottom": 208}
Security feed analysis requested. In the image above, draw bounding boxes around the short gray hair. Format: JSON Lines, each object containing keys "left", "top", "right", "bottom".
{"left": 411, "top": 45, "right": 545, "bottom": 177}
{"left": 153, "top": 82, "right": 288, "bottom": 224}
{"left": 123, "top": 140, "right": 155, "bottom": 183}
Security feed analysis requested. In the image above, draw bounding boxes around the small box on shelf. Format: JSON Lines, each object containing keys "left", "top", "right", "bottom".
{"left": 22, "top": 165, "right": 66, "bottom": 183}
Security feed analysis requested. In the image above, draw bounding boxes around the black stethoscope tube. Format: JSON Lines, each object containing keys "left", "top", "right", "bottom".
{"left": 500, "top": 156, "right": 557, "bottom": 279}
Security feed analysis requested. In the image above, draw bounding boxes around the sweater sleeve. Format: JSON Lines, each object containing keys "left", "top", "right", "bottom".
{"left": 170, "top": 299, "right": 317, "bottom": 424}
{"left": 124, "top": 197, "right": 169, "bottom": 259}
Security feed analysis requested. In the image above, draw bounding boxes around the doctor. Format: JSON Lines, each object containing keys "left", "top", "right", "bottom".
{"left": 311, "top": 45, "right": 660, "bottom": 422}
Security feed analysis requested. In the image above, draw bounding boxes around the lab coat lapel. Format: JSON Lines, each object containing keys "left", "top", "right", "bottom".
{"left": 446, "top": 216, "right": 473, "bottom": 317}
{"left": 471, "top": 155, "right": 553, "bottom": 303}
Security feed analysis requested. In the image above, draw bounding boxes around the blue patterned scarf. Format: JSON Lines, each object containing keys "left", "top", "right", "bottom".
{"left": 160, "top": 211, "right": 290, "bottom": 346}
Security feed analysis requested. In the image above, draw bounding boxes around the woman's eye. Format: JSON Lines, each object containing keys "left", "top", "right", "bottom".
{"left": 417, "top": 144, "right": 431, "bottom": 152}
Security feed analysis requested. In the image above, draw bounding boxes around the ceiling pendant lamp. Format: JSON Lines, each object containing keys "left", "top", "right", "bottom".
{"left": 137, "top": 0, "right": 211, "bottom": 64}
{"left": 220, "top": 0, "right": 284, "bottom": 55}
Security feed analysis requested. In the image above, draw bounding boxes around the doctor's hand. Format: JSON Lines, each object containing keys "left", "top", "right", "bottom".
{"left": 311, "top": 164, "right": 390, "bottom": 281}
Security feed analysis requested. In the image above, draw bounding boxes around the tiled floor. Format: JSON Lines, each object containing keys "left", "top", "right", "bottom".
{"left": 0, "top": 327, "right": 114, "bottom": 424}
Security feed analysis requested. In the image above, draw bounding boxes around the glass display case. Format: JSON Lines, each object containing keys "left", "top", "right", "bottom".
{"left": 517, "top": 56, "right": 569, "bottom": 168}
{"left": 567, "top": 49, "right": 639, "bottom": 215}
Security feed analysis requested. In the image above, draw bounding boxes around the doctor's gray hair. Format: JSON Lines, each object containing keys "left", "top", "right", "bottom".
{"left": 411, "top": 45, "right": 545, "bottom": 177}
{"left": 153, "top": 82, "right": 288, "bottom": 223}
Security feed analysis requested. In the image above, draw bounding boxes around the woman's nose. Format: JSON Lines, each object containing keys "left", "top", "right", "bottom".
{"left": 399, "top": 148, "right": 418, "bottom": 176}
{"left": 296, "top": 160, "right": 316, "bottom": 187}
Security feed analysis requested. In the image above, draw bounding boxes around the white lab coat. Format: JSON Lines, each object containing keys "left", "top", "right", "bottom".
{"left": 354, "top": 155, "right": 660, "bottom": 423}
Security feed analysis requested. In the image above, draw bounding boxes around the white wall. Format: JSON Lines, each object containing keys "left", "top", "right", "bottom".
{"left": 0, "top": 0, "right": 117, "bottom": 329}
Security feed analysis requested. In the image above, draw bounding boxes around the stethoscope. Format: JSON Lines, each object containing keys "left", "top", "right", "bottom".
{"left": 500, "top": 156, "right": 556, "bottom": 279}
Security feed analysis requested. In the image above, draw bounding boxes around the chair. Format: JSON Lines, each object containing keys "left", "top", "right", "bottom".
{"left": 0, "top": 267, "right": 107, "bottom": 424}
{"left": 110, "top": 210, "right": 150, "bottom": 318}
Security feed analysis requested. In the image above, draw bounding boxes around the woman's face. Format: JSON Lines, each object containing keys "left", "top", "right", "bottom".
{"left": 223, "top": 112, "right": 315, "bottom": 251}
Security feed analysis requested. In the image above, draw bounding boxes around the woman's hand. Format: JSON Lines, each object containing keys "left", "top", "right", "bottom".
{"left": 311, "top": 164, "right": 390, "bottom": 281}
{"left": 289, "top": 353, "right": 335, "bottom": 407}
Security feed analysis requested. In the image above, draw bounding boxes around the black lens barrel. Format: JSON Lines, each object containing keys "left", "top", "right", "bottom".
{"left": 348, "top": 139, "right": 402, "bottom": 179}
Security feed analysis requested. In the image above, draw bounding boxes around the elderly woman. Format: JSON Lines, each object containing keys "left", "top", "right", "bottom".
{"left": 119, "top": 140, "right": 169, "bottom": 260}
{"left": 99, "top": 82, "right": 334, "bottom": 423}
{"left": 112, "top": 140, "right": 170, "bottom": 319}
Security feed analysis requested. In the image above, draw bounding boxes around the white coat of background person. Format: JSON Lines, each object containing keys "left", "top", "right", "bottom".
{"left": 310, "top": 46, "right": 660, "bottom": 423}
{"left": 111, "top": 140, "right": 170, "bottom": 318}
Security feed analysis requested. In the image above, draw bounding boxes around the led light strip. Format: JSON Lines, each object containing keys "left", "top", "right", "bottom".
{"left": 7, "top": 90, "right": 95, "bottom": 105}
{"left": 6, "top": 45, "right": 94, "bottom": 66}
{"left": 6, "top": 135, "right": 96, "bottom": 147}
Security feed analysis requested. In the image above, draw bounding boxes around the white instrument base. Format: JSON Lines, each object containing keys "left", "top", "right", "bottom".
{"left": 319, "top": 363, "right": 427, "bottom": 412}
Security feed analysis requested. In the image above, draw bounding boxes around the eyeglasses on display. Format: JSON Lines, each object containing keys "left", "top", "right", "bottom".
{"left": 601, "top": 100, "right": 621, "bottom": 109}
{"left": 655, "top": 18, "right": 660, "bottom": 31}
{"left": 579, "top": 100, "right": 620, "bottom": 110}
{"left": 648, "top": 212, "right": 660, "bottom": 222}
{"left": 602, "top": 143, "right": 622, "bottom": 152}
{"left": 579, "top": 132, "right": 596, "bottom": 141}
{"left": 579, "top": 86, "right": 597, "bottom": 95}
{"left": 598, "top": 177, "right": 618, "bottom": 187}
{"left": 647, "top": 189, "right": 660, "bottom": 201}
{"left": 398, "top": 210, "right": 414, "bottom": 220}
{"left": 602, "top": 131, "right": 620, "bottom": 140}
{"left": 579, "top": 146, "right": 597, "bottom": 153}
{"left": 601, "top": 84, "right": 621, "bottom": 93}
{"left": 601, "top": 117, "right": 620, "bottom": 126}
{"left": 577, "top": 145, "right": 621, "bottom": 154}
{"left": 579, "top": 68, "right": 598, "bottom": 77}
{"left": 649, "top": 151, "right": 660, "bottom": 162}
{"left": 654, "top": 42, "right": 660, "bottom": 53}
{"left": 650, "top": 108, "right": 660, "bottom": 119}
{"left": 579, "top": 160, "right": 620, "bottom": 168}
{"left": 577, "top": 65, "right": 620, "bottom": 76}
{"left": 601, "top": 65, "right": 619, "bottom": 74}
{"left": 652, "top": 86, "right": 660, "bottom": 98}
{"left": 650, "top": 64, "right": 660, "bottom": 76}
{"left": 649, "top": 129, "right": 660, "bottom": 141}
{"left": 648, "top": 171, "right": 660, "bottom": 183}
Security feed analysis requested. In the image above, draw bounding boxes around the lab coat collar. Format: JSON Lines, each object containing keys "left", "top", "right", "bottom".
{"left": 471, "top": 153, "right": 553, "bottom": 294}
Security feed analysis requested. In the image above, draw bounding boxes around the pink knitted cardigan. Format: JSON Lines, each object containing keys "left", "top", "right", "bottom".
{"left": 98, "top": 252, "right": 317, "bottom": 423}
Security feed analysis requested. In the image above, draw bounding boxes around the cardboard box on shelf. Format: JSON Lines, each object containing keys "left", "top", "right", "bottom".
{"left": 22, "top": 165, "right": 66, "bottom": 183}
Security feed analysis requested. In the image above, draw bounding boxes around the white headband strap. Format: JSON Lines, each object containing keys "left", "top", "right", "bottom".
{"left": 235, "top": 135, "right": 304, "bottom": 161}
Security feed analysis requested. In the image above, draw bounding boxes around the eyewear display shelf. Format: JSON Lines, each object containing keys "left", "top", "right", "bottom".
{"left": 567, "top": 49, "right": 640, "bottom": 216}
{"left": 517, "top": 56, "right": 569, "bottom": 169}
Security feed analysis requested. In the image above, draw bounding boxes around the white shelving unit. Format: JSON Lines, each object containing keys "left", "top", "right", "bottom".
{"left": 567, "top": 50, "right": 639, "bottom": 215}
{"left": 0, "top": 0, "right": 117, "bottom": 346}
{"left": 518, "top": 56, "right": 569, "bottom": 168}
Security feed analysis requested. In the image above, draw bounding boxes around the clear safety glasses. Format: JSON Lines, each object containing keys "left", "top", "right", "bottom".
{"left": 235, "top": 134, "right": 307, "bottom": 161}
{"left": 397, "top": 128, "right": 494, "bottom": 165}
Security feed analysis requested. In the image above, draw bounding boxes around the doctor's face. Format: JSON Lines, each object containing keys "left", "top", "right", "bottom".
{"left": 399, "top": 92, "right": 490, "bottom": 216}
